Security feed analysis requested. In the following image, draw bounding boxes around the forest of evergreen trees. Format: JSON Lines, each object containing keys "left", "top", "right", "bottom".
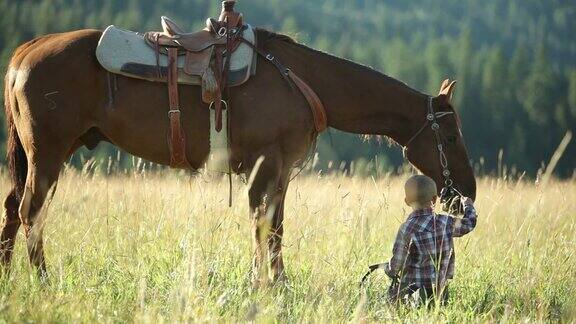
{"left": 0, "top": 0, "right": 574, "bottom": 176}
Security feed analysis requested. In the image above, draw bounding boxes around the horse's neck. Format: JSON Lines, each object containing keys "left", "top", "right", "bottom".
{"left": 277, "top": 40, "right": 428, "bottom": 144}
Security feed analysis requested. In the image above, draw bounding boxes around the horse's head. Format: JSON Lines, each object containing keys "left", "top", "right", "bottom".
{"left": 404, "top": 79, "right": 476, "bottom": 200}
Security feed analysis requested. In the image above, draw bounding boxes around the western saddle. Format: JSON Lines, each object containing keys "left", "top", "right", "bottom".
{"left": 144, "top": 1, "right": 327, "bottom": 169}
{"left": 158, "top": 17, "right": 231, "bottom": 51}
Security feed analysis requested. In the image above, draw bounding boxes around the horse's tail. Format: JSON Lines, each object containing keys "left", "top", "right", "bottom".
{"left": 4, "top": 69, "right": 27, "bottom": 200}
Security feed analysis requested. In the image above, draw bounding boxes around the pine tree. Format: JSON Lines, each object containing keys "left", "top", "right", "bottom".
{"left": 568, "top": 69, "right": 576, "bottom": 120}
{"left": 481, "top": 46, "right": 510, "bottom": 126}
{"left": 521, "top": 45, "right": 556, "bottom": 126}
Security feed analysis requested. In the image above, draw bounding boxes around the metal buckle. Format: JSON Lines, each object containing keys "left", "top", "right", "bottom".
{"left": 218, "top": 27, "right": 227, "bottom": 37}
{"left": 209, "top": 100, "right": 229, "bottom": 110}
{"left": 431, "top": 122, "right": 440, "bottom": 130}
{"left": 427, "top": 114, "right": 434, "bottom": 121}
{"left": 168, "top": 109, "right": 180, "bottom": 114}
{"left": 266, "top": 54, "right": 275, "bottom": 61}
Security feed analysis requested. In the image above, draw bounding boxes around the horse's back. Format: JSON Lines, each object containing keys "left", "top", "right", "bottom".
{"left": 9, "top": 29, "right": 101, "bottom": 70}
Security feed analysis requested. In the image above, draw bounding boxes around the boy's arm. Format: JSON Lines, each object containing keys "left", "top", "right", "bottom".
{"left": 453, "top": 197, "right": 478, "bottom": 237}
{"left": 385, "top": 223, "right": 411, "bottom": 278}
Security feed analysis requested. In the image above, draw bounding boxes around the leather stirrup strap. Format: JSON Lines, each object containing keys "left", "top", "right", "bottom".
{"left": 167, "top": 47, "right": 191, "bottom": 168}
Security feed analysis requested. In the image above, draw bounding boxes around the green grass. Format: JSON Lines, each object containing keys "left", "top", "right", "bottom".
{"left": 0, "top": 169, "right": 574, "bottom": 322}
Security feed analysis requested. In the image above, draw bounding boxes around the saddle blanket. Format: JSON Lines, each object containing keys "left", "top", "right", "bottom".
{"left": 95, "top": 25, "right": 257, "bottom": 86}
{"left": 96, "top": 25, "right": 258, "bottom": 173}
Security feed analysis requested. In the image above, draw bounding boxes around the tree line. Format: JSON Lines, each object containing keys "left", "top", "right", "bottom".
{"left": 0, "top": 0, "right": 574, "bottom": 176}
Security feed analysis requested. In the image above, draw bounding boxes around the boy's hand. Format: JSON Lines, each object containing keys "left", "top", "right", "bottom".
{"left": 461, "top": 197, "right": 474, "bottom": 206}
{"left": 383, "top": 262, "right": 398, "bottom": 279}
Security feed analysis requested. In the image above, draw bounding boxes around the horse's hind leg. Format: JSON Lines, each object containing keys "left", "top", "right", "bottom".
{"left": 1, "top": 189, "right": 22, "bottom": 269}
{"left": 18, "top": 151, "right": 65, "bottom": 278}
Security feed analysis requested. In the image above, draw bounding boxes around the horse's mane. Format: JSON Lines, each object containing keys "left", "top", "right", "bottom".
{"left": 254, "top": 28, "right": 297, "bottom": 46}
{"left": 254, "top": 28, "right": 423, "bottom": 96}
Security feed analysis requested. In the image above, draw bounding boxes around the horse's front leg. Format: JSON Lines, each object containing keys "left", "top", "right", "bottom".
{"left": 246, "top": 148, "right": 286, "bottom": 288}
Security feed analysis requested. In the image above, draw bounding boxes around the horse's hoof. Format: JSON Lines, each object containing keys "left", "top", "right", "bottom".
{"left": 250, "top": 277, "right": 265, "bottom": 291}
{"left": 267, "top": 274, "right": 290, "bottom": 290}
{"left": 272, "top": 274, "right": 288, "bottom": 284}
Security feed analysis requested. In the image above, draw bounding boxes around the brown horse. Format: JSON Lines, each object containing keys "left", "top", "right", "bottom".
{"left": 1, "top": 28, "right": 476, "bottom": 286}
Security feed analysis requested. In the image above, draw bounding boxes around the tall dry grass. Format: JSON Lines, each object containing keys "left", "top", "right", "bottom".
{"left": 0, "top": 167, "right": 574, "bottom": 322}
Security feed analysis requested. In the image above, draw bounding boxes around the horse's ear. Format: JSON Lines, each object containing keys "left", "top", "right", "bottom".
{"left": 439, "top": 79, "right": 450, "bottom": 94}
{"left": 439, "top": 80, "right": 457, "bottom": 102}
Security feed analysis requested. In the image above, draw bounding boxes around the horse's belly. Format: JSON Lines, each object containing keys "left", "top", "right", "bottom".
{"left": 99, "top": 77, "right": 211, "bottom": 169}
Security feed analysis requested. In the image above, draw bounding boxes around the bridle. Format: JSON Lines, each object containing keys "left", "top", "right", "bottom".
{"left": 403, "top": 96, "right": 456, "bottom": 189}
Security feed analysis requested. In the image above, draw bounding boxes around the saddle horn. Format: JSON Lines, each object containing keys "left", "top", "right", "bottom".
{"left": 223, "top": 0, "right": 236, "bottom": 12}
{"left": 219, "top": 0, "right": 243, "bottom": 27}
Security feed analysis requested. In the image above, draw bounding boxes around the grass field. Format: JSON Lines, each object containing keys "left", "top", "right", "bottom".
{"left": 0, "top": 167, "right": 574, "bottom": 322}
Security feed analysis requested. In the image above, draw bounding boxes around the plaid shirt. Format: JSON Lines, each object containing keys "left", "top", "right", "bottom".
{"left": 387, "top": 202, "right": 477, "bottom": 288}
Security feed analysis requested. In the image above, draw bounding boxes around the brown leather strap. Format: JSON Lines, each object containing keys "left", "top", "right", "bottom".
{"left": 213, "top": 48, "right": 224, "bottom": 132}
{"left": 167, "top": 47, "right": 192, "bottom": 168}
{"left": 238, "top": 37, "right": 328, "bottom": 133}
{"left": 210, "top": 18, "right": 240, "bottom": 134}
{"left": 221, "top": 20, "right": 233, "bottom": 91}
{"left": 286, "top": 70, "right": 327, "bottom": 133}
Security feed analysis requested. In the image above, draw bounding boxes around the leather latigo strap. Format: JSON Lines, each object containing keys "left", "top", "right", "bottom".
{"left": 211, "top": 21, "right": 242, "bottom": 133}
{"left": 167, "top": 48, "right": 192, "bottom": 168}
{"left": 213, "top": 47, "right": 224, "bottom": 132}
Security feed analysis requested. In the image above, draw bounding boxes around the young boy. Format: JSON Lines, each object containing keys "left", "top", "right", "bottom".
{"left": 384, "top": 175, "right": 477, "bottom": 306}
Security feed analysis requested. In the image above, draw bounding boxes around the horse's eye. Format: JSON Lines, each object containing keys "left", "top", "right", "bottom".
{"left": 446, "top": 135, "right": 458, "bottom": 144}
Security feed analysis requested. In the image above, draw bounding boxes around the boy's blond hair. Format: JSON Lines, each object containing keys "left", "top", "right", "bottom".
{"left": 405, "top": 175, "right": 437, "bottom": 208}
